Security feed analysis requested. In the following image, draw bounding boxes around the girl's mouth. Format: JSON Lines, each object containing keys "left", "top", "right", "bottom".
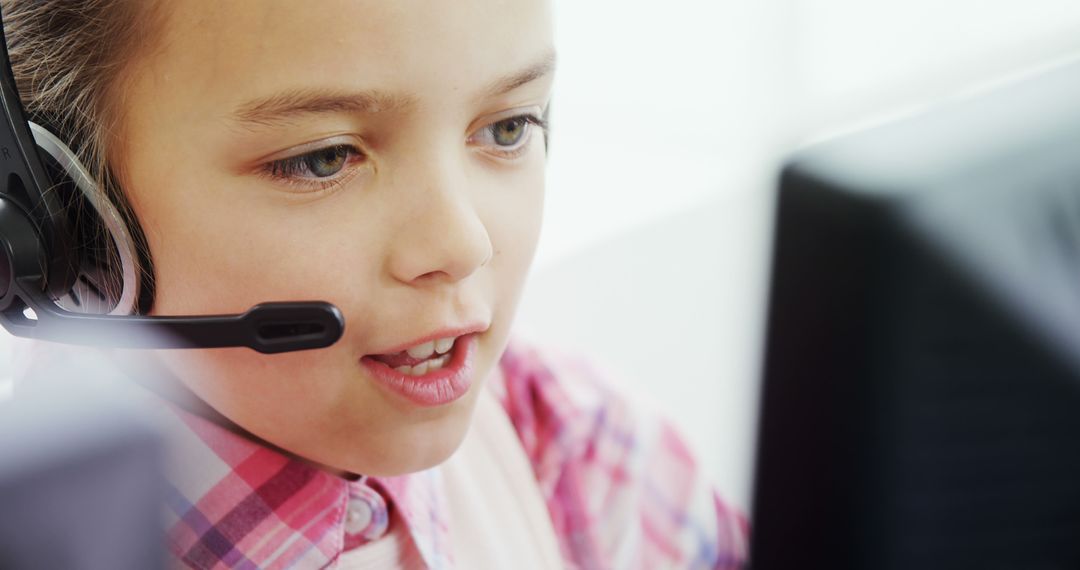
{"left": 366, "top": 336, "right": 457, "bottom": 376}
{"left": 360, "top": 334, "right": 477, "bottom": 406}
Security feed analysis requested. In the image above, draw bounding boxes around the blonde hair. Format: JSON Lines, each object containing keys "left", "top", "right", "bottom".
{"left": 2, "top": 0, "right": 163, "bottom": 312}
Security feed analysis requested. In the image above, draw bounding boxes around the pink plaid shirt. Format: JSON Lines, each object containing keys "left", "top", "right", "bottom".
{"left": 158, "top": 340, "right": 748, "bottom": 569}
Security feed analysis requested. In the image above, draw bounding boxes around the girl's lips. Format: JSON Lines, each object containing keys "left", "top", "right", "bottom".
{"left": 360, "top": 333, "right": 477, "bottom": 407}
{"left": 367, "top": 324, "right": 488, "bottom": 357}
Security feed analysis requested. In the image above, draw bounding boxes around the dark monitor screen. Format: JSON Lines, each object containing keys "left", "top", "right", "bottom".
{"left": 751, "top": 60, "right": 1080, "bottom": 570}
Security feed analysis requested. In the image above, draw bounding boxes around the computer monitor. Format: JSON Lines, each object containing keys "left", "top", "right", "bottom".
{"left": 750, "top": 60, "right": 1080, "bottom": 569}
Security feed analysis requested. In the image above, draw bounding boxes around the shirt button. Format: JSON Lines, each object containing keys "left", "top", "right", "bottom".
{"left": 344, "top": 482, "right": 388, "bottom": 541}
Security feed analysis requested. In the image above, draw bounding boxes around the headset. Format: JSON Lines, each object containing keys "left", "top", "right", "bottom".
{"left": 0, "top": 7, "right": 344, "bottom": 354}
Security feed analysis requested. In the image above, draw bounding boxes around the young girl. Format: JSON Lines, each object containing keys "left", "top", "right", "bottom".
{"left": 6, "top": 0, "right": 747, "bottom": 567}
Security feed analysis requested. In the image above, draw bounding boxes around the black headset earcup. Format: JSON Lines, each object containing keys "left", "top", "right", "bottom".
{"left": 29, "top": 123, "right": 139, "bottom": 316}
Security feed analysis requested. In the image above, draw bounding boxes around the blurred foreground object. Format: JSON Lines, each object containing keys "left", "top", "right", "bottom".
{"left": 751, "top": 59, "right": 1080, "bottom": 569}
{"left": 0, "top": 352, "right": 165, "bottom": 570}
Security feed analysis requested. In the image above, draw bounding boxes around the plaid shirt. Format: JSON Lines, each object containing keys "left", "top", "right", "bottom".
{"left": 159, "top": 340, "right": 748, "bottom": 569}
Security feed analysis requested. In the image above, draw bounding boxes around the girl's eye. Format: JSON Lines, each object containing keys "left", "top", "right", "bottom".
{"left": 267, "top": 144, "right": 362, "bottom": 181}
{"left": 492, "top": 117, "right": 529, "bottom": 147}
{"left": 471, "top": 113, "right": 548, "bottom": 158}
{"left": 305, "top": 146, "right": 350, "bottom": 177}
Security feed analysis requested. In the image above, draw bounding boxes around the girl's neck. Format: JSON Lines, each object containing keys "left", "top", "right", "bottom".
{"left": 112, "top": 349, "right": 360, "bottom": 480}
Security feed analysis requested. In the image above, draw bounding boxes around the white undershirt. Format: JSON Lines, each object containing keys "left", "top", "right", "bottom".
{"left": 338, "top": 384, "right": 564, "bottom": 569}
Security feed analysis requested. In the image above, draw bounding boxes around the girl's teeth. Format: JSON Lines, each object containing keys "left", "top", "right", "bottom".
{"left": 434, "top": 336, "right": 455, "bottom": 354}
{"left": 393, "top": 353, "right": 450, "bottom": 376}
{"left": 405, "top": 336, "right": 457, "bottom": 359}
{"left": 406, "top": 341, "right": 436, "bottom": 359}
{"left": 429, "top": 354, "right": 449, "bottom": 370}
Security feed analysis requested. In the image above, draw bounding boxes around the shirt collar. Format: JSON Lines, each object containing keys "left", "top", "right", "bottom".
{"left": 156, "top": 399, "right": 454, "bottom": 569}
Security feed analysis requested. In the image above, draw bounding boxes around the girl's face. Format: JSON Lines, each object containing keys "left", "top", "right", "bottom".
{"left": 118, "top": 0, "right": 553, "bottom": 476}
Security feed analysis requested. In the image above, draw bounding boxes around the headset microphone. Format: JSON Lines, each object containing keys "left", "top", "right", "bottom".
{"left": 0, "top": 9, "right": 344, "bottom": 354}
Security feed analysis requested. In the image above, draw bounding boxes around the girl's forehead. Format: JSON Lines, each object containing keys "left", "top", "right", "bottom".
{"left": 148, "top": 0, "right": 554, "bottom": 109}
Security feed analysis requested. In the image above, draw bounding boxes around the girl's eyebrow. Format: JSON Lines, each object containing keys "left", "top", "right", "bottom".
{"left": 479, "top": 50, "right": 557, "bottom": 100}
{"left": 229, "top": 50, "right": 556, "bottom": 128}
{"left": 231, "top": 90, "right": 416, "bottom": 128}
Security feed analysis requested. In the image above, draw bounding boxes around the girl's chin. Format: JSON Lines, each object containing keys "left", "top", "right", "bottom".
{"left": 330, "top": 443, "right": 465, "bottom": 479}
{"left": 321, "top": 407, "right": 478, "bottom": 478}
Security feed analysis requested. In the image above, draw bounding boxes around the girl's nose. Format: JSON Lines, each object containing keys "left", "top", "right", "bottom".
{"left": 385, "top": 164, "right": 494, "bottom": 286}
